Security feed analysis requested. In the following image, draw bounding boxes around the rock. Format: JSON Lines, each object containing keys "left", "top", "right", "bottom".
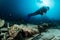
{"left": 0, "top": 19, "right": 5, "bottom": 28}
{"left": 41, "top": 34, "right": 54, "bottom": 40}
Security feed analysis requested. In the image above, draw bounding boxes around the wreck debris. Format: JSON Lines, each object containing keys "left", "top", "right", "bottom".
{"left": 38, "top": 23, "right": 49, "bottom": 33}
{"left": 7, "top": 24, "right": 39, "bottom": 40}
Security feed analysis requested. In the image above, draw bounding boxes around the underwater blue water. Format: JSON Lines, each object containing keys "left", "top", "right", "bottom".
{"left": 0, "top": 0, "right": 60, "bottom": 23}
{"left": 17, "top": 0, "right": 60, "bottom": 20}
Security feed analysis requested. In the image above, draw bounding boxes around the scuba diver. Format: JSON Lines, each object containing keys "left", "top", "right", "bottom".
{"left": 28, "top": 6, "right": 49, "bottom": 17}
{"left": 25, "top": 6, "right": 50, "bottom": 22}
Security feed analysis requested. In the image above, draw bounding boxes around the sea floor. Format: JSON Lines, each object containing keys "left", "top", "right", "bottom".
{"left": 28, "top": 28, "right": 60, "bottom": 40}
{"left": 0, "top": 18, "right": 60, "bottom": 40}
